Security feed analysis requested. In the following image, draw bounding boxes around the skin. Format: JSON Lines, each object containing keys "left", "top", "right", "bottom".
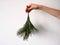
{"left": 25, "top": 3, "right": 60, "bottom": 19}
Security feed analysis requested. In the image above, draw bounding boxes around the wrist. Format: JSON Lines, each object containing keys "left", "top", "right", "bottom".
{"left": 38, "top": 5, "right": 44, "bottom": 10}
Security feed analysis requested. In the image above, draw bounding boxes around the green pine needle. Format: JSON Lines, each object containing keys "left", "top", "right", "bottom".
{"left": 17, "top": 13, "right": 38, "bottom": 40}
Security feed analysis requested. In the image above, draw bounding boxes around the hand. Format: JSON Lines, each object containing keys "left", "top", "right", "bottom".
{"left": 25, "top": 3, "right": 41, "bottom": 13}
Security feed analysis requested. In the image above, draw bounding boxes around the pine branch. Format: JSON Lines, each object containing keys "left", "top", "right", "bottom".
{"left": 17, "top": 13, "right": 38, "bottom": 40}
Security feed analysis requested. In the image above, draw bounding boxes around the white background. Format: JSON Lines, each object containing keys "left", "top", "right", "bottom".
{"left": 0, "top": 0, "right": 60, "bottom": 45}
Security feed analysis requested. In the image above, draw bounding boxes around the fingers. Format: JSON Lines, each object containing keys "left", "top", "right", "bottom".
{"left": 25, "top": 6, "right": 30, "bottom": 13}
{"left": 28, "top": 7, "right": 33, "bottom": 11}
{"left": 25, "top": 4, "right": 32, "bottom": 13}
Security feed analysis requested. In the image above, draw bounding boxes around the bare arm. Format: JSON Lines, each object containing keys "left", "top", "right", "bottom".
{"left": 26, "top": 3, "right": 60, "bottom": 19}
{"left": 39, "top": 5, "right": 60, "bottom": 18}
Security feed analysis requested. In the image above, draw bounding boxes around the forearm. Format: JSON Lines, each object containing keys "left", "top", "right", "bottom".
{"left": 38, "top": 5, "right": 60, "bottom": 19}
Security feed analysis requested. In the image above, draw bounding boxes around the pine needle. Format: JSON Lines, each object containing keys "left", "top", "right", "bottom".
{"left": 17, "top": 13, "right": 38, "bottom": 40}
